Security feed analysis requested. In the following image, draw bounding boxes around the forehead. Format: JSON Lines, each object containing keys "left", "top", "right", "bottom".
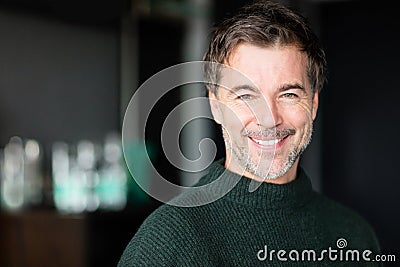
{"left": 224, "top": 43, "right": 309, "bottom": 91}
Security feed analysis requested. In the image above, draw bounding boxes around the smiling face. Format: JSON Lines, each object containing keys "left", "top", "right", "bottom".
{"left": 209, "top": 43, "right": 319, "bottom": 184}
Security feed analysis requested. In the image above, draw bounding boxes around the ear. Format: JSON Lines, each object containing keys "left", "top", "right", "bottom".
{"left": 209, "top": 91, "right": 222, "bottom": 125}
{"left": 311, "top": 90, "right": 319, "bottom": 121}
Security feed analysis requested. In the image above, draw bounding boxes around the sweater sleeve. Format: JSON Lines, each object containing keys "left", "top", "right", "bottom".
{"left": 117, "top": 205, "right": 211, "bottom": 267}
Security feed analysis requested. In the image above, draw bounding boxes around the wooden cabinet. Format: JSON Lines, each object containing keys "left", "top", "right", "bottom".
{"left": 0, "top": 204, "right": 158, "bottom": 267}
{"left": 0, "top": 211, "right": 86, "bottom": 267}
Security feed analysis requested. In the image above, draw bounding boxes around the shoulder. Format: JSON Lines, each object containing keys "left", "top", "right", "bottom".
{"left": 312, "top": 193, "right": 381, "bottom": 251}
{"left": 118, "top": 203, "right": 209, "bottom": 266}
{"left": 118, "top": 164, "right": 226, "bottom": 266}
{"left": 314, "top": 193, "right": 370, "bottom": 226}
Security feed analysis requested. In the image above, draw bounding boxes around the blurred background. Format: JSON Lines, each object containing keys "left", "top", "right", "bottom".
{"left": 0, "top": 0, "right": 398, "bottom": 266}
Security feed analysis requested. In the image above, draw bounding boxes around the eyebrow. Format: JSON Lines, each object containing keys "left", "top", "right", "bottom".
{"left": 278, "top": 83, "right": 306, "bottom": 92}
{"left": 227, "top": 83, "right": 305, "bottom": 94}
{"left": 227, "top": 85, "right": 259, "bottom": 94}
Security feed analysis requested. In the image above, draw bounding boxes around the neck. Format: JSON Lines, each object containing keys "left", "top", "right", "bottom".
{"left": 224, "top": 155, "right": 299, "bottom": 185}
{"left": 200, "top": 159, "right": 314, "bottom": 210}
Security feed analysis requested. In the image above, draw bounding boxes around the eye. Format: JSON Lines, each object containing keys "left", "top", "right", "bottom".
{"left": 281, "top": 92, "right": 298, "bottom": 99}
{"left": 237, "top": 94, "right": 253, "bottom": 101}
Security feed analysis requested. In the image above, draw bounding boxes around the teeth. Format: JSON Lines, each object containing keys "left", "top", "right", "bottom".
{"left": 252, "top": 138, "right": 282, "bottom": 146}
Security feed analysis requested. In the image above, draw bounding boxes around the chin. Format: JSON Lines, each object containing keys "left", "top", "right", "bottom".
{"left": 258, "top": 159, "right": 296, "bottom": 180}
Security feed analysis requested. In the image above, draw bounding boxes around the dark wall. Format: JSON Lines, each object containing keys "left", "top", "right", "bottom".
{"left": 320, "top": 0, "right": 400, "bottom": 257}
{"left": 0, "top": 8, "right": 120, "bottom": 172}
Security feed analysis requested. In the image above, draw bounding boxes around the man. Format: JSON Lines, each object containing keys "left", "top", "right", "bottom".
{"left": 118, "top": 0, "right": 381, "bottom": 266}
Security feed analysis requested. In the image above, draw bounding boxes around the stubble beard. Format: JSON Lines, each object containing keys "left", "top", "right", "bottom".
{"left": 222, "top": 126, "right": 313, "bottom": 180}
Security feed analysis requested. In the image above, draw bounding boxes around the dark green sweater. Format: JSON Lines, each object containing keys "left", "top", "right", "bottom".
{"left": 118, "top": 160, "right": 381, "bottom": 266}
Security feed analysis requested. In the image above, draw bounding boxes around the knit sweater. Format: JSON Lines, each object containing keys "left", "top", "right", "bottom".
{"left": 118, "top": 160, "right": 382, "bottom": 266}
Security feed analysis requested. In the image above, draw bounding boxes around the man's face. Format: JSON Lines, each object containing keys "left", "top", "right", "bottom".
{"left": 209, "top": 43, "right": 319, "bottom": 183}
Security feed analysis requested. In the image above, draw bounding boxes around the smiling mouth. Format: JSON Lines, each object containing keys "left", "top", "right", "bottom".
{"left": 244, "top": 128, "right": 294, "bottom": 149}
{"left": 250, "top": 138, "right": 282, "bottom": 146}
{"left": 248, "top": 135, "right": 289, "bottom": 149}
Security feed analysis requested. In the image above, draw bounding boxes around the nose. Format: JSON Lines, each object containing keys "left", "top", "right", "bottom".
{"left": 252, "top": 97, "right": 282, "bottom": 128}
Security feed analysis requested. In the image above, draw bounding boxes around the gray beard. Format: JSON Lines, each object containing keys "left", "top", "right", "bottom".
{"left": 222, "top": 127, "right": 312, "bottom": 180}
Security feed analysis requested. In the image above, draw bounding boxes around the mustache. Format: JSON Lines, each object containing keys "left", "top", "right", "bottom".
{"left": 242, "top": 128, "right": 296, "bottom": 138}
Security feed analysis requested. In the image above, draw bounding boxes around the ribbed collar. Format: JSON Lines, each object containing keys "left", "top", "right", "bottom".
{"left": 196, "top": 159, "right": 315, "bottom": 210}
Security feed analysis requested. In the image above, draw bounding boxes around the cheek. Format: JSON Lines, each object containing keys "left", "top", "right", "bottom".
{"left": 220, "top": 104, "right": 254, "bottom": 130}
{"left": 284, "top": 104, "right": 314, "bottom": 129}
